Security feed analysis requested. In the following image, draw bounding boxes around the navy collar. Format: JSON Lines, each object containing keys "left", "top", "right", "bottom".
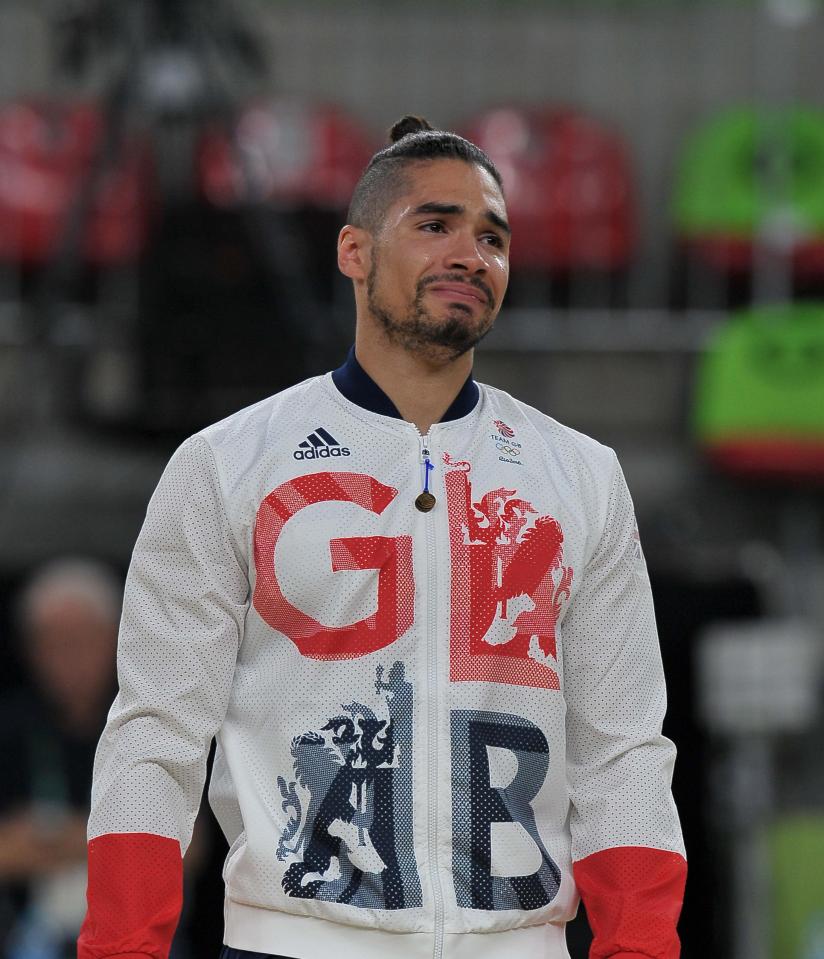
{"left": 332, "top": 346, "right": 479, "bottom": 422}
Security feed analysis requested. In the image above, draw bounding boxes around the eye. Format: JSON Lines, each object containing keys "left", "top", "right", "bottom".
{"left": 481, "top": 233, "right": 504, "bottom": 247}
{"left": 420, "top": 221, "right": 446, "bottom": 233}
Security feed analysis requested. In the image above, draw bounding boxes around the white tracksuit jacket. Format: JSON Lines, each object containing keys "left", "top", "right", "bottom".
{"left": 78, "top": 349, "right": 686, "bottom": 959}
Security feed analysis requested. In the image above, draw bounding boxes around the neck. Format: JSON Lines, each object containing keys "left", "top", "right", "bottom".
{"left": 355, "top": 328, "right": 473, "bottom": 435}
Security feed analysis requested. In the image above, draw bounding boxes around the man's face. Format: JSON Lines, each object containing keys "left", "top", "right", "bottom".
{"left": 365, "top": 158, "right": 510, "bottom": 362}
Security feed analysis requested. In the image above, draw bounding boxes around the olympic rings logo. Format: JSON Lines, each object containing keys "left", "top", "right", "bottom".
{"left": 496, "top": 443, "right": 522, "bottom": 456}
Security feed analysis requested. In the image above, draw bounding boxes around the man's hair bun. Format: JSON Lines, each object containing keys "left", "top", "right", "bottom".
{"left": 389, "top": 115, "right": 435, "bottom": 143}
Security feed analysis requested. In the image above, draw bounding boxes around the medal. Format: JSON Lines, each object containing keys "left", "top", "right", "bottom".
{"left": 416, "top": 455, "right": 436, "bottom": 512}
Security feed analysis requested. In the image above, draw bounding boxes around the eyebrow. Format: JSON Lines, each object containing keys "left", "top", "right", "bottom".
{"left": 409, "top": 202, "right": 511, "bottom": 236}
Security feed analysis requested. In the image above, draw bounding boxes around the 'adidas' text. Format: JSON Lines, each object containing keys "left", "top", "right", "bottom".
{"left": 293, "top": 428, "right": 351, "bottom": 460}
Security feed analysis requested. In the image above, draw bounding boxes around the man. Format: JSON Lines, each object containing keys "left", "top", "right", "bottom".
{"left": 0, "top": 559, "right": 120, "bottom": 956}
{"left": 78, "top": 116, "right": 687, "bottom": 959}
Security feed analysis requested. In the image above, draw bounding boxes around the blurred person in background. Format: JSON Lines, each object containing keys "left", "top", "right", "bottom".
{"left": 0, "top": 558, "right": 121, "bottom": 958}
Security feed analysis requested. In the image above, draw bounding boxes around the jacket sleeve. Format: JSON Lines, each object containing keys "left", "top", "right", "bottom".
{"left": 561, "top": 451, "right": 687, "bottom": 959}
{"left": 78, "top": 435, "right": 249, "bottom": 959}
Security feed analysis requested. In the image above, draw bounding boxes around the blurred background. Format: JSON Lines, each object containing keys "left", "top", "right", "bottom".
{"left": 1, "top": 0, "right": 823, "bottom": 956}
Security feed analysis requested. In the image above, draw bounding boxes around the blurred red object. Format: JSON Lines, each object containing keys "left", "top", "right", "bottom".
{"left": 198, "top": 99, "right": 377, "bottom": 210}
{"left": 679, "top": 235, "right": 824, "bottom": 277}
{"left": 462, "top": 106, "right": 636, "bottom": 271}
{"left": 0, "top": 98, "right": 156, "bottom": 266}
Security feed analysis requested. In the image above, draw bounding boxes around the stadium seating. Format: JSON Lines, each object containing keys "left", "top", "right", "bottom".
{"left": 0, "top": 98, "right": 156, "bottom": 267}
{"left": 196, "top": 98, "right": 377, "bottom": 306}
{"left": 197, "top": 98, "right": 376, "bottom": 210}
{"left": 673, "top": 107, "right": 824, "bottom": 281}
{"left": 462, "top": 105, "right": 636, "bottom": 274}
{"left": 693, "top": 302, "right": 824, "bottom": 480}
{"left": 770, "top": 815, "right": 824, "bottom": 959}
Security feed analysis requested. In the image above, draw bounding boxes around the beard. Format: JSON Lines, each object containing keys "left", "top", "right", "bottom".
{"left": 366, "top": 258, "right": 497, "bottom": 363}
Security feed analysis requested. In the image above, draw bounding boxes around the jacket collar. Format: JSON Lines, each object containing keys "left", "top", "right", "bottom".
{"left": 331, "top": 346, "right": 479, "bottom": 422}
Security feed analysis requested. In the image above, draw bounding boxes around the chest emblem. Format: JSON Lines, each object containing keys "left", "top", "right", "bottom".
{"left": 491, "top": 419, "right": 523, "bottom": 465}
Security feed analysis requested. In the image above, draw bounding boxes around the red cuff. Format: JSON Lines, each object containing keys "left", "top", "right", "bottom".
{"left": 77, "top": 833, "right": 183, "bottom": 959}
{"left": 573, "top": 846, "right": 687, "bottom": 959}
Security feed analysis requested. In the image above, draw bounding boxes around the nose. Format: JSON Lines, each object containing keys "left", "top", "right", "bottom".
{"left": 444, "top": 230, "right": 488, "bottom": 274}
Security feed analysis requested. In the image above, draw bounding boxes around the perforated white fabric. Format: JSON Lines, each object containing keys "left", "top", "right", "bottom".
{"left": 87, "top": 371, "right": 684, "bottom": 950}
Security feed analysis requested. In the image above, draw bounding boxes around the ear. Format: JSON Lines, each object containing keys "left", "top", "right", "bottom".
{"left": 337, "top": 224, "right": 372, "bottom": 282}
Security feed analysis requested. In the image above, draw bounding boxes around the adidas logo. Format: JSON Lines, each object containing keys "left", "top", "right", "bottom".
{"left": 293, "top": 427, "right": 351, "bottom": 460}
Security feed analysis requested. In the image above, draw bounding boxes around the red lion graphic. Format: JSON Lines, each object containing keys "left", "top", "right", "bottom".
{"left": 443, "top": 453, "right": 572, "bottom": 689}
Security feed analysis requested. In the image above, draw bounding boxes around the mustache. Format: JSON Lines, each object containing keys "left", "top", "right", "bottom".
{"left": 418, "top": 273, "right": 493, "bottom": 306}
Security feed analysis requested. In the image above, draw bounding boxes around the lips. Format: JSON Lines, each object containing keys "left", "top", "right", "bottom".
{"left": 429, "top": 284, "right": 488, "bottom": 305}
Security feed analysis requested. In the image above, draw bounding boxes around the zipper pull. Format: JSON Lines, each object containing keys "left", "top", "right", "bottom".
{"left": 416, "top": 434, "right": 436, "bottom": 512}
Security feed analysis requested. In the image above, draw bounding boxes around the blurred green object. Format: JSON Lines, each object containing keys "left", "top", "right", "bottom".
{"left": 770, "top": 815, "right": 824, "bottom": 959}
{"left": 693, "top": 302, "right": 824, "bottom": 478}
{"left": 674, "top": 107, "right": 824, "bottom": 235}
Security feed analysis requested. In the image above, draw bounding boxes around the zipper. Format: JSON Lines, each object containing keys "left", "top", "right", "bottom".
{"left": 419, "top": 433, "right": 434, "bottom": 500}
{"left": 419, "top": 431, "right": 446, "bottom": 959}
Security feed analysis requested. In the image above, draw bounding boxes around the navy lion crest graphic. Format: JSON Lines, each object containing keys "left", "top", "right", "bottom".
{"left": 276, "top": 661, "right": 421, "bottom": 909}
